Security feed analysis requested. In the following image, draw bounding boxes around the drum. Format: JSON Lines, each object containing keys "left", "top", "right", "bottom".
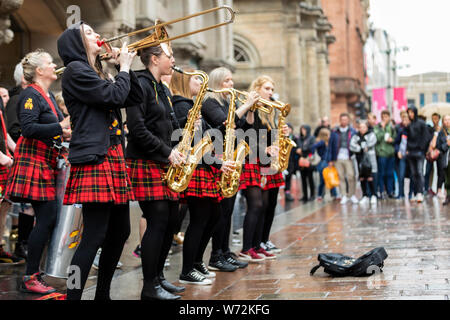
{"left": 44, "top": 148, "right": 83, "bottom": 279}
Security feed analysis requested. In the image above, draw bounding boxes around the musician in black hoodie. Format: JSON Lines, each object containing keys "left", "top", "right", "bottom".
{"left": 405, "top": 105, "right": 432, "bottom": 203}
{"left": 126, "top": 44, "right": 186, "bottom": 300}
{"left": 57, "top": 22, "right": 143, "bottom": 300}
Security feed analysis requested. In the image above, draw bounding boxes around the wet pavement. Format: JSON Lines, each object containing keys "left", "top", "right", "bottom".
{"left": 1, "top": 175, "right": 450, "bottom": 300}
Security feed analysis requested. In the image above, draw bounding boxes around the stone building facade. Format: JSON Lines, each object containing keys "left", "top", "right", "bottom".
{"left": 398, "top": 72, "right": 450, "bottom": 109}
{"left": 232, "top": 0, "right": 334, "bottom": 128}
{"left": 321, "top": 0, "right": 370, "bottom": 125}
{"left": 1, "top": 0, "right": 334, "bottom": 128}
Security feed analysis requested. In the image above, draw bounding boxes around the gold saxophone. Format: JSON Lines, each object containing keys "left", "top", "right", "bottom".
{"left": 165, "top": 66, "right": 214, "bottom": 193}
{"left": 208, "top": 88, "right": 250, "bottom": 198}
{"left": 270, "top": 99, "right": 297, "bottom": 173}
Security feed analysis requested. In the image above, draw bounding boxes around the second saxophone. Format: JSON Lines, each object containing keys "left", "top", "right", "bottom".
{"left": 165, "top": 66, "right": 214, "bottom": 192}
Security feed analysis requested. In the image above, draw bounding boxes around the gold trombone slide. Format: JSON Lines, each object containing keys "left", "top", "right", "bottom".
{"left": 55, "top": 6, "right": 235, "bottom": 76}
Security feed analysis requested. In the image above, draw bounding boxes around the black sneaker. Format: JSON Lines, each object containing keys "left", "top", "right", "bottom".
{"left": 14, "top": 241, "right": 28, "bottom": 260}
{"left": 0, "top": 246, "right": 25, "bottom": 265}
{"left": 193, "top": 261, "right": 216, "bottom": 278}
{"left": 133, "top": 244, "right": 141, "bottom": 258}
{"left": 223, "top": 252, "right": 248, "bottom": 269}
{"left": 179, "top": 270, "right": 212, "bottom": 285}
{"left": 285, "top": 193, "right": 294, "bottom": 201}
{"left": 208, "top": 256, "right": 238, "bottom": 272}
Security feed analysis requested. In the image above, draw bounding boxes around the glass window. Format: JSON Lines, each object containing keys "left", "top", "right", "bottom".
{"left": 234, "top": 44, "right": 250, "bottom": 63}
{"left": 420, "top": 93, "right": 425, "bottom": 107}
{"left": 446, "top": 92, "right": 450, "bottom": 103}
{"left": 432, "top": 93, "right": 439, "bottom": 103}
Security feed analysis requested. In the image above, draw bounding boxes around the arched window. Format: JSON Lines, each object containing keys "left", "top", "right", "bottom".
{"left": 234, "top": 43, "right": 251, "bottom": 63}
{"left": 233, "top": 35, "right": 260, "bottom": 67}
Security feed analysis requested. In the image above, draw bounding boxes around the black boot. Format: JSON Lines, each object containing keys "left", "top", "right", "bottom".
{"left": 14, "top": 241, "right": 28, "bottom": 260}
{"left": 443, "top": 195, "right": 450, "bottom": 206}
{"left": 141, "top": 277, "right": 181, "bottom": 300}
{"left": 158, "top": 272, "right": 185, "bottom": 294}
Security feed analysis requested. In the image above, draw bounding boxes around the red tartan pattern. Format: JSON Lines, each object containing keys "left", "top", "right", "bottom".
{"left": 6, "top": 137, "right": 62, "bottom": 202}
{"left": 239, "top": 162, "right": 262, "bottom": 190}
{"left": 126, "top": 159, "right": 179, "bottom": 202}
{"left": 64, "top": 144, "right": 134, "bottom": 205}
{"left": 262, "top": 172, "right": 285, "bottom": 190}
{"left": 181, "top": 166, "right": 222, "bottom": 203}
{"left": 0, "top": 165, "right": 9, "bottom": 199}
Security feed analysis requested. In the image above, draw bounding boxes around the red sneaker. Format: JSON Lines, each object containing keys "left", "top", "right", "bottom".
{"left": 255, "top": 247, "right": 277, "bottom": 260}
{"left": 20, "top": 273, "right": 57, "bottom": 295}
{"left": 239, "top": 248, "right": 265, "bottom": 262}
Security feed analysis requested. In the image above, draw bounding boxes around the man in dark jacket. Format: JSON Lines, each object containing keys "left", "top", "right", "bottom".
{"left": 327, "top": 113, "right": 358, "bottom": 204}
{"left": 405, "top": 105, "right": 431, "bottom": 203}
{"left": 6, "top": 63, "right": 28, "bottom": 142}
{"left": 436, "top": 115, "right": 450, "bottom": 204}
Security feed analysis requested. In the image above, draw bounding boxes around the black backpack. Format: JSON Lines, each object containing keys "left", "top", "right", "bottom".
{"left": 310, "top": 247, "right": 388, "bottom": 277}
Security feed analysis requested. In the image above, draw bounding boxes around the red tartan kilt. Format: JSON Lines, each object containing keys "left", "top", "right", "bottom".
{"left": 181, "top": 166, "right": 222, "bottom": 202}
{"left": 262, "top": 172, "right": 285, "bottom": 190}
{"left": 6, "top": 137, "right": 60, "bottom": 202}
{"left": 64, "top": 144, "right": 134, "bottom": 205}
{"left": 0, "top": 165, "right": 9, "bottom": 199}
{"left": 239, "top": 162, "right": 262, "bottom": 190}
{"left": 126, "top": 159, "right": 179, "bottom": 202}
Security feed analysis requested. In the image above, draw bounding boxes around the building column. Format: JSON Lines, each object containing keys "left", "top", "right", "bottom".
{"left": 305, "top": 39, "right": 320, "bottom": 126}
{"left": 317, "top": 51, "right": 331, "bottom": 118}
{"left": 286, "top": 31, "right": 304, "bottom": 128}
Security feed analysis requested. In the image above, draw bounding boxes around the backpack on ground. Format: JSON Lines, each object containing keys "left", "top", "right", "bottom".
{"left": 310, "top": 247, "right": 388, "bottom": 277}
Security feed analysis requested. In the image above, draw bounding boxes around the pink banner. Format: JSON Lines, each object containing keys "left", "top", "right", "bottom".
{"left": 371, "top": 88, "right": 387, "bottom": 123}
{"left": 393, "top": 87, "right": 407, "bottom": 124}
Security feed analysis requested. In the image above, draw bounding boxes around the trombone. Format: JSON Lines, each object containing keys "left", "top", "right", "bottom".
{"left": 55, "top": 6, "right": 235, "bottom": 76}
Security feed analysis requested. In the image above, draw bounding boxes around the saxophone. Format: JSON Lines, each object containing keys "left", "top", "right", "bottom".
{"left": 165, "top": 66, "right": 214, "bottom": 193}
{"left": 208, "top": 88, "right": 250, "bottom": 198}
{"left": 270, "top": 100, "right": 297, "bottom": 173}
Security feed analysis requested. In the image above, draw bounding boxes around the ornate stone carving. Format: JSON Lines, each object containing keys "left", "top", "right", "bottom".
{"left": 0, "top": 0, "right": 23, "bottom": 45}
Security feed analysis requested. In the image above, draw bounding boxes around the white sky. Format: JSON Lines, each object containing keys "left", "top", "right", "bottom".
{"left": 369, "top": 0, "right": 450, "bottom": 76}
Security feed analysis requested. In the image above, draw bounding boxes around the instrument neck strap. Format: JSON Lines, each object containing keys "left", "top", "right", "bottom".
{"left": 0, "top": 111, "right": 10, "bottom": 157}
{"left": 29, "top": 84, "right": 59, "bottom": 120}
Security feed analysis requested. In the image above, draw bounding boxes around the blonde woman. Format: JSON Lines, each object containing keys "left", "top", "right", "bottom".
{"left": 6, "top": 49, "right": 71, "bottom": 294}
{"left": 202, "top": 67, "right": 257, "bottom": 270}
{"left": 241, "top": 75, "right": 288, "bottom": 258}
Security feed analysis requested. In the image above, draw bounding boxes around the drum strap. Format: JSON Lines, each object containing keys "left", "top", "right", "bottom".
{"left": 0, "top": 111, "right": 10, "bottom": 157}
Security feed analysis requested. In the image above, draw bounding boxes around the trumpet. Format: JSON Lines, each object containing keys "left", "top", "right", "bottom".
{"left": 232, "top": 89, "right": 290, "bottom": 115}
{"left": 55, "top": 6, "right": 235, "bottom": 76}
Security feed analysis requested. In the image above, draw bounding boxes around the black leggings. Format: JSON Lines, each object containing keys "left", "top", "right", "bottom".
{"left": 175, "top": 203, "right": 188, "bottom": 234}
{"left": 253, "top": 188, "right": 279, "bottom": 248}
{"left": 261, "top": 187, "right": 279, "bottom": 244}
{"left": 300, "top": 168, "right": 315, "bottom": 199}
{"left": 26, "top": 200, "right": 58, "bottom": 275}
{"left": 242, "top": 186, "right": 263, "bottom": 252}
{"left": 182, "top": 197, "right": 220, "bottom": 275}
{"left": 360, "top": 176, "right": 376, "bottom": 197}
{"left": 139, "top": 200, "right": 179, "bottom": 281}
{"left": 211, "top": 195, "right": 237, "bottom": 258}
{"left": 67, "top": 203, "right": 130, "bottom": 300}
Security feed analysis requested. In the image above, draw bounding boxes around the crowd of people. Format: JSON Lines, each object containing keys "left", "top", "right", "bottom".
{"left": 1, "top": 21, "right": 450, "bottom": 302}
{"left": 284, "top": 108, "right": 450, "bottom": 206}
{"left": 0, "top": 21, "right": 293, "bottom": 301}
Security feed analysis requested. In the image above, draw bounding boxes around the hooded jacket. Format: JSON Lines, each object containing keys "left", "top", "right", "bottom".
{"left": 57, "top": 22, "right": 143, "bottom": 164}
{"left": 5, "top": 86, "right": 23, "bottom": 142}
{"left": 327, "top": 125, "right": 357, "bottom": 162}
{"left": 125, "top": 69, "right": 180, "bottom": 163}
{"left": 405, "top": 106, "right": 431, "bottom": 154}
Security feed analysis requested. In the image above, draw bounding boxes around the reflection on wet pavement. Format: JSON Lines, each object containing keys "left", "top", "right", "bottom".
{"left": 1, "top": 176, "right": 450, "bottom": 300}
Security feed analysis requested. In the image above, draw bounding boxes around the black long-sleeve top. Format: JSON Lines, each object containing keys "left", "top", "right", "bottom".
{"left": 201, "top": 97, "right": 246, "bottom": 135}
{"left": 17, "top": 86, "right": 64, "bottom": 147}
{"left": 126, "top": 69, "right": 180, "bottom": 163}
{"left": 58, "top": 21, "right": 144, "bottom": 164}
